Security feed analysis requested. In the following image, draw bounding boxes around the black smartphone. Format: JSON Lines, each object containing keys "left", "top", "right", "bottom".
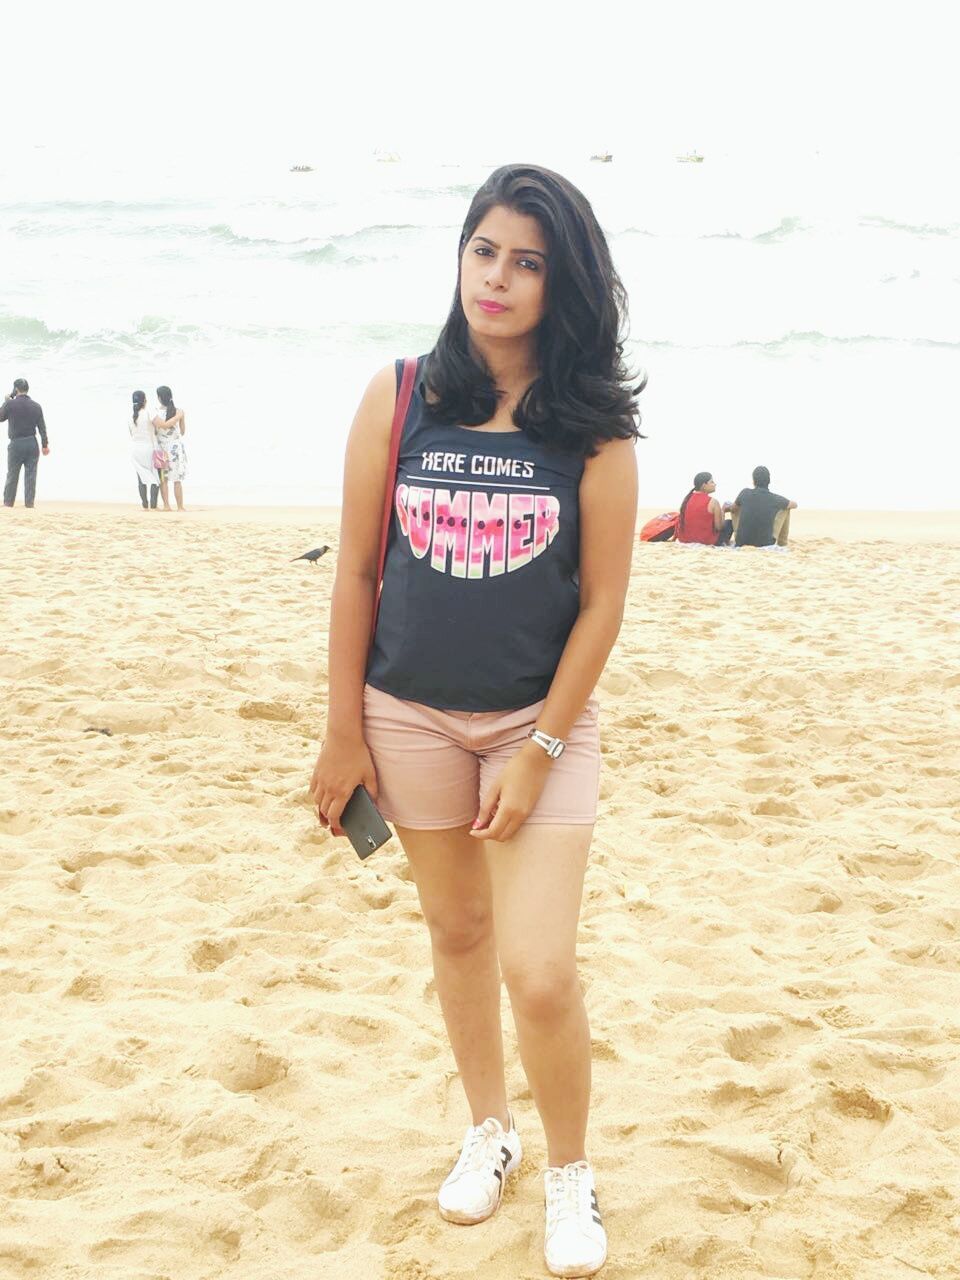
{"left": 340, "top": 785, "right": 392, "bottom": 860}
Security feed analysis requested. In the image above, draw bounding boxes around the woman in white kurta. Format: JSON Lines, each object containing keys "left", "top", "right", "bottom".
{"left": 152, "top": 384, "right": 187, "bottom": 511}
{"left": 130, "top": 390, "right": 160, "bottom": 509}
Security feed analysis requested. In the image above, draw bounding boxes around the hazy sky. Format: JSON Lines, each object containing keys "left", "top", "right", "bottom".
{"left": 5, "top": 0, "right": 957, "bottom": 167}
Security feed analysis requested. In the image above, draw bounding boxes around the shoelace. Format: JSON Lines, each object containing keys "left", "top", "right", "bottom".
{"left": 545, "top": 1163, "right": 586, "bottom": 1229}
{"left": 458, "top": 1119, "right": 504, "bottom": 1175}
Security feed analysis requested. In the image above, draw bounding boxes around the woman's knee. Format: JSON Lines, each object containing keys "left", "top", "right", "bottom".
{"left": 424, "top": 901, "right": 493, "bottom": 957}
{"left": 501, "top": 962, "right": 580, "bottom": 1022}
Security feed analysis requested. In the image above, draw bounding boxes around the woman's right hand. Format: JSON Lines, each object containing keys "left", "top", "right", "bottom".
{"left": 309, "top": 731, "right": 378, "bottom": 836}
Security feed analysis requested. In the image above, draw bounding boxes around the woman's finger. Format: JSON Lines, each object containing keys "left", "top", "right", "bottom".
{"left": 326, "top": 793, "right": 348, "bottom": 836}
{"left": 478, "top": 804, "right": 517, "bottom": 843}
{"left": 319, "top": 791, "right": 337, "bottom": 826}
{"left": 471, "top": 785, "right": 500, "bottom": 836}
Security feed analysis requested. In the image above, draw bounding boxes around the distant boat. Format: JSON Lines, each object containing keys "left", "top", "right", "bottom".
{"left": 290, "top": 164, "right": 314, "bottom": 173}
{"left": 676, "top": 152, "right": 704, "bottom": 164}
{"left": 374, "top": 149, "right": 401, "bottom": 163}
{"left": 590, "top": 152, "right": 613, "bottom": 163}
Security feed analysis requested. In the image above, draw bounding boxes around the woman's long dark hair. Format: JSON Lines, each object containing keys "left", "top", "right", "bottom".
{"left": 679, "top": 471, "right": 714, "bottom": 531}
{"left": 424, "top": 164, "right": 644, "bottom": 456}
{"left": 156, "top": 385, "right": 176, "bottom": 421}
{"left": 132, "top": 390, "right": 146, "bottom": 424}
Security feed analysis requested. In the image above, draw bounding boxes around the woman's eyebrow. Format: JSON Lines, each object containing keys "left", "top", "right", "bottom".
{"left": 472, "top": 235, "right": 546, "bottom": 260}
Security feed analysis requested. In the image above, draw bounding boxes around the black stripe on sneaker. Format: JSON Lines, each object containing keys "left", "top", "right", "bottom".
{"left": 592, "top": 1213, "right": 603, "bottom": 1224}
{"left": 501, "top": 1146, "right": 511, "bottom": 1165}
{"left": 493, "top": 1167, "right": 503, "bottom": 1183}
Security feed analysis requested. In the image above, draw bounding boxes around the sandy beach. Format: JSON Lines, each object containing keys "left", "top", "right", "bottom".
{"left": 1, "top": 503, "right": 958, "bottom": 1280}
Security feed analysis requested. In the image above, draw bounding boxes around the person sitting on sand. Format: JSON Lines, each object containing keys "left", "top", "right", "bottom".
{"left": 732, "top": 465, "right": 797, "bottom": 548}
{"left": 310, "top": 164, "right": 642, "bottom": 1278}
{"left": 152, "top": 385, "right": 187, "bottom": 512}
{"left": 676, "top": 471, "right": 732, "bottom": 546}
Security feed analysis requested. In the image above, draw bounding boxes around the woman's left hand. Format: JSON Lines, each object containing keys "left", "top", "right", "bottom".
{"left": 470, "top": 744, "right": 553, "bottom": 843}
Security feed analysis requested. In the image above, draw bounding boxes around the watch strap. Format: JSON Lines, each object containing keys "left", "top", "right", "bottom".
{"left": 527, "top": 728, "right": 566, "bottom": 759}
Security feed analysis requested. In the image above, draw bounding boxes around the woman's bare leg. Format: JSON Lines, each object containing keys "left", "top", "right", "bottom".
{"left": 173, "top": 481, "right": 185, "bottom": 511}
{"left": 487, "top": 824, "right": 593, "bottom": 1167}
{"left": 159, "top": 476, "right": 171, "bottom": 510}
{"left": 398, "top": 823, "right": 509, "bottom": 1128}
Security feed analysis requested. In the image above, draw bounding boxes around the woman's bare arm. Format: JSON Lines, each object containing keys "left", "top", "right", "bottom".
{"left": 535, "top": 436, "right": 637, "bottom": 738}
{"left": 472, "top": 436, "right": 637, "bottom": 840}
{"left": 324, "top": 365, "right": 396, "bottom": 737}
{"left": 310, "top": 364, "right": 396, "bottom": 834}
{"left": 709, "top": 495, "right": 724, "bottom": 532}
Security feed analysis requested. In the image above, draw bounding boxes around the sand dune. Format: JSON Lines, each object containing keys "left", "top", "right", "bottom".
{"left": 1, "top": 505, "right": 958, "bottom": 1279}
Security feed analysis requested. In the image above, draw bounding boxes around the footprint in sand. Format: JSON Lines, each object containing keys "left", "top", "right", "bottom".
{"left": 189, "top": 936, "right": 240, "bottom": 972}
{"left": 191, "top": 1032, "right": 290, "bottom": 1092}
{"left": 237, "top": 699, "right": 297, "bottom": 722}
{"left": 722, "top": 1015, "right": 817, "bottom": 1065}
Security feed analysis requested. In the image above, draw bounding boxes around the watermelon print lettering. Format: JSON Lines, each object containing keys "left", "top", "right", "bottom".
{"left": 395, "top": 484, "right": 560, "bottom": 579}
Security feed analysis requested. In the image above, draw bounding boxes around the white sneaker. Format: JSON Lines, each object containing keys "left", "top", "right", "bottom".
{"left": 543, "top": 1160, "right": 607, "bottom": 1277}
{"left": 437, "top": 1114, "right": 522, "bottom": 1225}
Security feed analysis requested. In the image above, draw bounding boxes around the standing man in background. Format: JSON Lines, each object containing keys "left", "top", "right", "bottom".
{"left": 2, "top": 379, "right": 50, "bottom": 508}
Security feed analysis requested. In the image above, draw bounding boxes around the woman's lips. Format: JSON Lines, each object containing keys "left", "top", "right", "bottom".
{"left": 477, "top": 300, "right": 507, "bottom": 314}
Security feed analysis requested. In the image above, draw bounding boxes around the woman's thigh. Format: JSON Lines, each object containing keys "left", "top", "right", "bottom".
{"left": 364, "top": 685, "right": 480, "bottom": 829}
{"left": 397, "top": 824, "right": 494, "bottom": 948}
{"left": 485, "top": 824, "right": 593, "bottom": 976}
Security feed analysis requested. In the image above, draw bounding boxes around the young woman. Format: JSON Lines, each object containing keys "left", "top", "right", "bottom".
{"left": 129, "top": 390, "right": 160, "bottom": 510}
{"left": 310, "top": 165, "right": 641, "bottom": 1278}
{"left": 152, "top": 385, "right": 187, "bottom": 511}
{"left": 676, "top": 470, "right": 732, "bottom": 545}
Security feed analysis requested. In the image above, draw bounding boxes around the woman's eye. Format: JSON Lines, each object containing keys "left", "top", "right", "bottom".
{"left": 519, "top": 258, "right": 540, "bottom": 271}
{"left": 474, "top": 246, "right": 493, "bottom": 257}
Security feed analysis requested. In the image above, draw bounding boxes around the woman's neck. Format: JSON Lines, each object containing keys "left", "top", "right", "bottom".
{"left": 469, "top": 331, "right": 539, "bottom": 400}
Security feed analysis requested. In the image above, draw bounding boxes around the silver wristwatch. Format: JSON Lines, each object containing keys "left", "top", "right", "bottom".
{"left": 527, "top": 728, "right": 566, "bottom": 759}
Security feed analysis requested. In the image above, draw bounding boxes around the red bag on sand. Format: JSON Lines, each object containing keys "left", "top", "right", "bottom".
{"left": 639, "top": 512, "right": 679, "bottom": 542}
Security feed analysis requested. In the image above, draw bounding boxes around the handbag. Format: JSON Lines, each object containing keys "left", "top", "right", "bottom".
{"left": 370, "top": 356, "right": 417, "bottom": 644}
{"left": 152, "top": 447, "right": 166, "bottom": 470}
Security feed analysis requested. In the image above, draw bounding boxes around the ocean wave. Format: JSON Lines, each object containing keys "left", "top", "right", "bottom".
{"left": 635, "top": 329, "right": 960, "bottom": 352}
{"left": 861, "top": 215, "right": 959, "bottom": 237}
{"left": 0, "top": 315, "right": 76, "bottom": 347}
{"left": 0, "top": 313, "right": 203, "bottom": 354}
{"left": 12, "top": 217, "right": 442, "bottom": 263}
{"left": 292, "top": 223, "right": 449, "bottom": 266}
{"left": 0, "top": 312, "right": 441, "bottom": 356}
{"left": 336, "top": 322, "right": 441, "bottom": 348}
{"left": 618, "top": 216, "right": 809, "bottom": 243}
{"left": 405, "top": 184, "right": 476, "bottom": 200}
{"left": 1, "top": 198, "right": 194, "bottom": 215}
{"left": 708, "top": 216, "right": 809, "bottom": 244}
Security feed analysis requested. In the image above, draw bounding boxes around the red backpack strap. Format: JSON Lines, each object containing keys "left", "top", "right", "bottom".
{"left": 371, "top": 356, "right": 417, "bottom": 644}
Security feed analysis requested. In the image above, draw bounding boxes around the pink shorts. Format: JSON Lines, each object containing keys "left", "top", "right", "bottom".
{"left": 362, "top": 683, "right": 600, "bottom": 830}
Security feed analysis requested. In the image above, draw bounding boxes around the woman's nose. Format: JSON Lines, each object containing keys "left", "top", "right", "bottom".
{"left": 484, "top": 260, "right": 507, "bottom": 289}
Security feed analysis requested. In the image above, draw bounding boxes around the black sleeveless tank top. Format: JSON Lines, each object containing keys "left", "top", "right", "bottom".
{"left": 365, "top": 357, "right": 584, "bottom": 712}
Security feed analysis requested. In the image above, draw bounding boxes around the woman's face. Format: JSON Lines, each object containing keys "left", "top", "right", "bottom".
{"left": 460, "top": 204, "right": 548, "bottom": 342}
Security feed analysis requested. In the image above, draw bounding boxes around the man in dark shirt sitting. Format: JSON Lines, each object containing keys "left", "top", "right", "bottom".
{"left": 732, "top": 465, "right": 797, "bottom": 548}
{"left": 2, "top": 379, "right": 50, "bottom": 509}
